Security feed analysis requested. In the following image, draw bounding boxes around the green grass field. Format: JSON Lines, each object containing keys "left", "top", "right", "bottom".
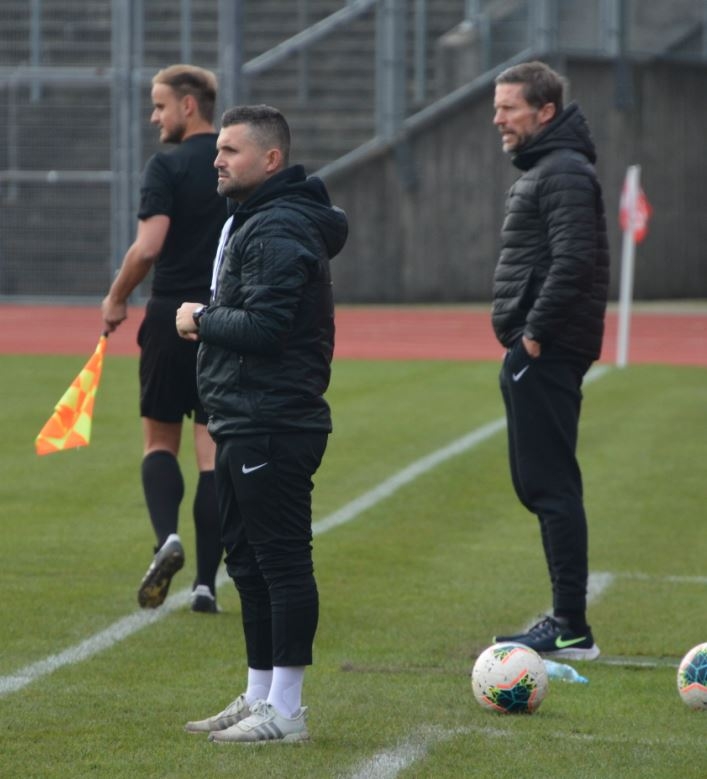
{"left": 1, "top": 353, "right": 706, "bottom": 778}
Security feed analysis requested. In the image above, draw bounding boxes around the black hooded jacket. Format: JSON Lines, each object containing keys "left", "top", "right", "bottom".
{"left": 196, "top": 165, "right": 348, "bottom": 440}
{"left": 492, "top": 102, "right": 610, "bottom": 360}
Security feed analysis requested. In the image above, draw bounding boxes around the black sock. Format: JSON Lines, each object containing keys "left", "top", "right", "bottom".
{"left": 193, "top": 470, "right": 222, "bottom": 594}
{"left": 141, "top": 451, "right": 184, "bottom": 548}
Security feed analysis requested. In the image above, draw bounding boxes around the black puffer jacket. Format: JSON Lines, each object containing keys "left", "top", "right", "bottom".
{"left": 492, "top": 102, "right": 610, "bottom": 360}
{"left": 196, "top": 165, "right": 348, "bottom": 440}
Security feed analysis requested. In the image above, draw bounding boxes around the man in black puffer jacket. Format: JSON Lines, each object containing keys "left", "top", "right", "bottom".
{"left": 176, "top": 105, "right": 348, "bottom": 744}
{"left": 490, "top": 62, "right": 609, "bottom": 660}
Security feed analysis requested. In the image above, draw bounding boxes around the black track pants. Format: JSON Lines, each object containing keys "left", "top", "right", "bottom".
{"left": 499, "top": 341, "right": 592, "bottom": 614}
{"left": 215, "top": 432, "right": 328, "bottom": 669}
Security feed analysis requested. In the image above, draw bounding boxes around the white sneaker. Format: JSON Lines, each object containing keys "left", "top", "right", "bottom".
{"left": 184, "top": 694, "right": 251, "bottom": 733}
{"left": 208, "top": 700, "right": 309, "bottom": 743}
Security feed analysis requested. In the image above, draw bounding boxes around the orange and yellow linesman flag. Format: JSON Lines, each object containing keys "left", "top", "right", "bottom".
{"left": 35, "top": 334, "right": 108, "bottom": 455}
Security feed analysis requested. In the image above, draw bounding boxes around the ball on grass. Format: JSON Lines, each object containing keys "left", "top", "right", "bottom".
{"left": 677, "top": 642, "right": 707, "bottom": 710}
{"left": 471, "top": 642, "right": 548, "bottom": 714}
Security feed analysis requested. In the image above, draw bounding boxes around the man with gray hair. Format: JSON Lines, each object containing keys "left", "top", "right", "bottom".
{"left": 490, "top": 61, "right": 609, "bottom": 659}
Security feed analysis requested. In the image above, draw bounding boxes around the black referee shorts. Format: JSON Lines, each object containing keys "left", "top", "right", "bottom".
{"left": 137, "top": 296, "right": 208, "bottom": 424}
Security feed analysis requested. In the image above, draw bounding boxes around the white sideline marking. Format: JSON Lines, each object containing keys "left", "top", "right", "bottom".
{"left": 342, "top": 727, "right": 466, "bottom": 779}
{"left": 341, "top": 722, "right": 697, "bottom": 778}
{"left": 0, "top": 588, "right": 190, "bottom": 696}
{"left": 587, "top": 571, "right": 614, "bottom": 603}
{"left": 0, "top": 365, "right": 612, "bottom": 698}
{"left": 617, "top": 572, "right": 707, "bottom": 585}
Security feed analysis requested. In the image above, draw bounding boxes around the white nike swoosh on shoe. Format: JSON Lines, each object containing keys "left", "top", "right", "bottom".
{"left": 512, "top": 365, "right": 530, "bottom": 382}
{"left": 241, "top": 462, "right": 268, "bottom": 474}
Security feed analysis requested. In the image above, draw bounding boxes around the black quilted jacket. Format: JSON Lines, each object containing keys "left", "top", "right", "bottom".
{"left": 196, "top": 165, "right": 348, "bottom": 440}
{"left": 491, "top": 102, "right": 610, "bottom": 360}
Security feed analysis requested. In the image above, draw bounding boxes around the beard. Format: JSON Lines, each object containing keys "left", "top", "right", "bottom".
{"left": 160, "top": 121, "right": 187, "bottom": 144}
{"left": 216, "top": 177, "right": 254, "bottom": 202}
{"left": 500, "top": 131, "right": 523, "bottom": 153}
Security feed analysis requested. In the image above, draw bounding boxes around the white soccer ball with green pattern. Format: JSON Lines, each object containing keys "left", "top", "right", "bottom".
{"left": 471, "top": 642, "right": 548, "bottom": 714}
{"left": 677, "top": 642, "right": 707, "bottom": 710}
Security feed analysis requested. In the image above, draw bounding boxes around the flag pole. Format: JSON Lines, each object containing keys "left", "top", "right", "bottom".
{"left": 616, "top": 165, "right": 640, "bottom": 368}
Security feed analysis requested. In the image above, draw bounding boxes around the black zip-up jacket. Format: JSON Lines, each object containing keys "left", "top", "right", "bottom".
{"left": 492, "top": 102, "right": 610, "bottom": 361}
{"left": 196, "top": 165, "right": 348, "bottom": 440}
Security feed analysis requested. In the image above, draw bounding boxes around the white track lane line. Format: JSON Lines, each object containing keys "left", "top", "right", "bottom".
{"left": 0, "top": 365, "right": 611, "bottom": 698}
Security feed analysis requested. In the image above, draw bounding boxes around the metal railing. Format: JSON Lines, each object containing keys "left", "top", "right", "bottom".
{"left": 2, "top": 0, "right": 707, "bottom": 299}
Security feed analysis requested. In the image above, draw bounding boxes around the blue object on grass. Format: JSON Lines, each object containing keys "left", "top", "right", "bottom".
{"left": 544, "top": 659, "right": 589, "bottom": 683}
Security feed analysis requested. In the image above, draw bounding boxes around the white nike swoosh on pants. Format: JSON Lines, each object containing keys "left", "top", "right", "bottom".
{"left": 241, "top": 462, "right": 268, "bottom": 474}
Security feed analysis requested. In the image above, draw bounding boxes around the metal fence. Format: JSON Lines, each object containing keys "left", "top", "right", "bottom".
{"left": 0, "top": 0, "right": 428, "bottom": 298}
{"left": 1, "top": 0, "right": 706, "bottom": 300}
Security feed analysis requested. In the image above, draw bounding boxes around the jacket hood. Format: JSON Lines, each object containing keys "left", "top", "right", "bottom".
{"left": 512, "top": 102, "right": 597, "bottom": 171}
{"left": 233, "top": 165, "right": 348, "bottom": 259}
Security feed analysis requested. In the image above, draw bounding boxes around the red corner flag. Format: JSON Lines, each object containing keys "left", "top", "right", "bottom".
{"left": 619, "top": 170, "right": 652, "bottom": 243}
{"left": 35, "top": 334, "right": 108, "bottom": 455}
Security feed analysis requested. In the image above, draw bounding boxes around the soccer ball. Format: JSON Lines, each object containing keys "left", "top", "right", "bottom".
{"left": 677, "top": 642, "right": 707, "bottom": 710}
{"left": 471, "top": 642, "right": 548, "bottom": 714}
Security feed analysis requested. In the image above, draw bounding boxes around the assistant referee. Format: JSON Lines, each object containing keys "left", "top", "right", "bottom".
{"left": 101, "top": 64, "right": 226, "bottom": 612}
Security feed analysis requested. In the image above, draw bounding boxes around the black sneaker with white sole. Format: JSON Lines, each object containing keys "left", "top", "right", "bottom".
{"left": 494, "top": 616, "right": 600, "bottom": 660}
{"left": 137, "top": 533, "right": 184, "bottom": 608}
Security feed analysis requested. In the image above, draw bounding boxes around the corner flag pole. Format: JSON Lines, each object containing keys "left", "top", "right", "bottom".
{"left": 616, "top": 165, "right": 640, "bottom": 368}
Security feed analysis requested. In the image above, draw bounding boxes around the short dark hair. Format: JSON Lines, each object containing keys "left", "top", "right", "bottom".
{"left": 221, "top": 104, "right": 291, "bottom": 166}
{"left": 495, "top": 61, "right": 565, "bottom": 113}
{"left": 152, "top": 64, "right": 217, "bottom": 123}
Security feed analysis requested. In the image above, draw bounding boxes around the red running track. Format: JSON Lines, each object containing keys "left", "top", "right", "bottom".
{"left": 0, "top": 303, "right": 705, "bottom": 366}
